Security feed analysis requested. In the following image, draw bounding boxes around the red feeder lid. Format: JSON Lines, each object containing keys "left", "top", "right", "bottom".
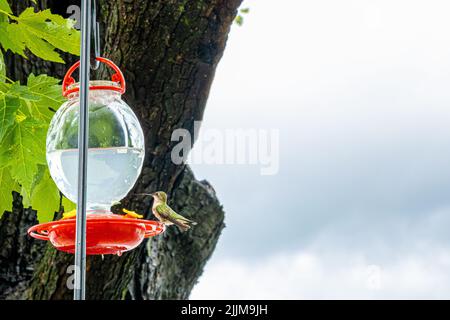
{"left": 62, "top": 57, "right": 126, "bottom": 97}
{"left": 27, "top": 213, "right": 165, "bottom": 256}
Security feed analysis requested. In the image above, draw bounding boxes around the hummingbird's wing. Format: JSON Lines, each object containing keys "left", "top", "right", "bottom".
{"left": 168, "top": 209, "right": 197, "bottom": 224}
{"left": 155, "top": 204, "right": 197, "bottom": 230}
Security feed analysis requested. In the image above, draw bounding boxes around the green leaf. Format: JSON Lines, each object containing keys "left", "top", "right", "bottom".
{"left": 0, "top": 50, "right": 5, "bottom": 82}
{"left": 21, "top": 162, "right": 45, "bottom": 207}
{"left": 8, "top": 23, "right": 66, "bottom": 63}
{"left": 0, "top": 167, "right": 19, "bottom": 216}
{"left": 240, "top": 8, "right": 250, "bottom": 14}
{"left": 235, "top": 15, "right": 244, "bottom": 26}
{"left": 0, "top": 5, "right": 76, "bottom": 220}
{"left": 20, "top": 184, "right": 31, "bottom": 207}
{"left": 0, "top": 21, "right": 26, "bottom": 57}
{"left": 9, "top": 82, "right": 41, "bottom": 101}
{"left": 26, "top": 74, "right": 63, "bottom": 121}
{"left": 30, "top": 167, "right": 60, "bottom": 222}
{"left": 8, "top": 118, "right": 47, "bottom": 193}
{"left": 62, "top": 196, "right": 76, "bottom": 212}
{"left": 0, "top": 120, "right": 14, "bottom": 168}
{"left": 0, "top": 0, "right": 12, "bottom": 15}
{"left": 0, "top": 8, "right": 80, "bottom": 63}
{"left": 0, "top": 91, "right": 20, "bottom": 142}
{"left": 0, "top": 74, "right": 63, "bottom": 208}
{"left": 4, "top": 75, "right": 62, "bottom": 122}
{"left": 17, "top": 8, "right": 80, "bottom": 55}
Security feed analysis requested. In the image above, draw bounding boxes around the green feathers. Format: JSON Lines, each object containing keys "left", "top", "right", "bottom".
{"left": 152, "top": 191, "right": 197, "bottom": 232}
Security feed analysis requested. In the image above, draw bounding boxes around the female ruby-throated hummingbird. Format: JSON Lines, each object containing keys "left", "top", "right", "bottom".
{"left": 139, "top": 191, "right": 197, "bottom": 231}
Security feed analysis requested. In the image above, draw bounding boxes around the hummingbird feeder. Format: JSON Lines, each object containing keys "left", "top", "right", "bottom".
{"left": 27, "top": 57, "right": 165, "bottom": 255}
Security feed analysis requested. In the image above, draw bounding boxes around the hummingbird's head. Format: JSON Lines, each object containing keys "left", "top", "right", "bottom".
{"left": 152, "top": 191, "right": 168, "bottom": 203}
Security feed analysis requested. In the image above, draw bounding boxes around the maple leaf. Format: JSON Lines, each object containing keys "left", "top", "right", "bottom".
{"left": 0, "top": 167, "right": 19, "bottom": 215}
{"left": 8, "top": 117, "right": 47, "bottom": 194}
{"left": 0, "top": 7, "right": 80, "bottom": 63}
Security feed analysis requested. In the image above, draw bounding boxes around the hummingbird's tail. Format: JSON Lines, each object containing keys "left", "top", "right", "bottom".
{"left": 185, "top": 219, "right": 197, "bottom": 225}
{"left": 176, "top": 223, "right": 190, "bottom": 232}
{"left": 172, "top": 218, "right": 197, "bottom": 232}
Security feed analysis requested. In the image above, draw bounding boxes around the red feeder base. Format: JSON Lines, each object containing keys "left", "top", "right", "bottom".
{"left": 27, "top": 213, "right": 165, "bottom": 255}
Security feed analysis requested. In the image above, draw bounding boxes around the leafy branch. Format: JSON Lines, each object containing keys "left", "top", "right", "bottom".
{"left": 0, "top": 0, "right": 79, "bottom": 221}
{"left": 0, "top": 3, "right": 79, "bottom": 62}
{"left": 235, "top": 7, "right": 250, "bottom": 26}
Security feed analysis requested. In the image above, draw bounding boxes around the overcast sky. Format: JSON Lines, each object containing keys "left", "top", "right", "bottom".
{"left": 189, "top": 0, "right": 450, "bottom": 299}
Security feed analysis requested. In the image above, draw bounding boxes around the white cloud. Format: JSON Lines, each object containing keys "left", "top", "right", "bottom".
{"left": 191, "top": 249, "right": 450, "bottom": 299}
{"left": 190, "top": 0, "right": 450, "bottom": 298}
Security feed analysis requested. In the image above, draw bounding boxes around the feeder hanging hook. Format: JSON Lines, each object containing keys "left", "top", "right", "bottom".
{"left": 90, "top": 0, "right": 101, "bottom": 70}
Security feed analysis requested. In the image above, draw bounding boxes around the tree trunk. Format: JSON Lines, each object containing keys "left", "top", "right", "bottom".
{"left": 0, "top": 0, "right": 241, "bottom": 300}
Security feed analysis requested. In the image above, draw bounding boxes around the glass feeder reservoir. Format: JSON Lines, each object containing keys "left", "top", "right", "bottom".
{"left": 28, "top": 58, "right": 164, "bottom": 256}
{"left": 47, "top": 57, "right": 144, "bottom": 214}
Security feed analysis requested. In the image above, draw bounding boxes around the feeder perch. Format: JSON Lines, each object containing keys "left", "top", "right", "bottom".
{"left": 28, "top": 57, "right": 164, "bottom": 255}
{"left": 28, "top": 213, "right": 165, "bottom": 255}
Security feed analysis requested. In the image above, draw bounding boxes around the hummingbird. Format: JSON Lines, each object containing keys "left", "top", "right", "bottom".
{"left": 139, "top": 191, "right": 197, "bottom": 231}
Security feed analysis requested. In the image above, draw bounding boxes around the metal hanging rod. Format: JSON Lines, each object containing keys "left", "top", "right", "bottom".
{"left": 74, "top": 0, "right": 93, "bottom": 300}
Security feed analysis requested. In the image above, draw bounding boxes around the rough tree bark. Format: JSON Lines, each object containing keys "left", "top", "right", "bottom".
{"left": 0, "top": 0, "right": 241, "bottom": 299}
